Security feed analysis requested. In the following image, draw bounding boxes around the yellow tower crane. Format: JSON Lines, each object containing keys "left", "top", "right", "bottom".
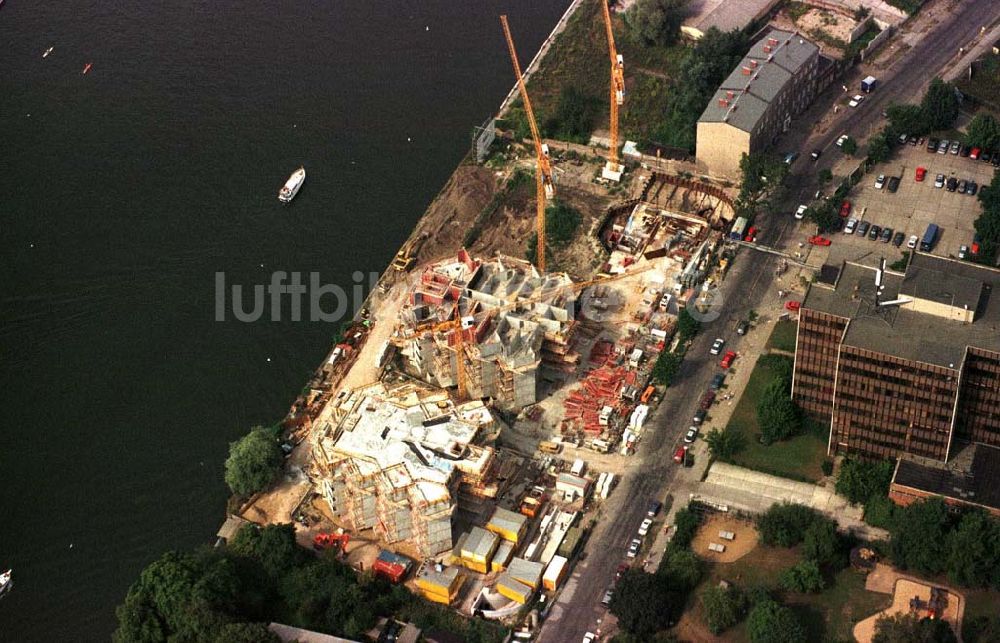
{"left": 500, "top": 15, "right": 554, "bottom": 273}
{"left": 600, "top": 0, "right": 625, "bottom": 182}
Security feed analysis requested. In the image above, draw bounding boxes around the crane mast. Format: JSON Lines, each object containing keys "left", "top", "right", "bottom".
{"left": 600, "top": 0, "right": 625, "bottom": 182}
{"left": 500, "top": 15, "right": 554, "bottom": 272}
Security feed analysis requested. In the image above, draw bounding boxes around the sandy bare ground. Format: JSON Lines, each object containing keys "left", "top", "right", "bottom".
{"left": 690, "top": 513, "right": 759, "bottom": 563}
{"left": 853, "top": 569, "right": 965, "bottom": 643}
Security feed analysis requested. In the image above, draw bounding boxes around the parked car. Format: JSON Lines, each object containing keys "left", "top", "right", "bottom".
{"left": 934, "top": 173, "right": 945, "bottom": 188}
{"left": 874, "top": 174, "right": 886, "bottom": 189}
{"left": 795, "top": 204, "right": 808, "bottom": 219}
{"left": 844, "top": 218, "right": 858, "bottom": 234}
{"left": 869, "top": 224, "right": 882, "bottom": 240}
{"left": 938, "top": 139, "right": 950, "bottom": 154}
{"left": 627, "top": 538, "right": 641, "bottom": 558}
{"left": 972, "top": 234, "right": 982, "bottom": 255}
{"left": 736, "top": 319, "right": 749, "bottom": 335}
{"left": 840, "top": 200, "right": 852, "bottom": 217}
{"left": 898, "top": 133, "right": 908, "bottom": 145}
{"left": 638, "top": 518, "right": 653, "bottom": 536}
{"left": 744, "top": 226, "right": 758, "bottom": 242}
{"left": 673, "top": 445, "right": 688, "bottom": 464}
{"left": 615, "top": 562, "right": 629, "bottom": 581}
{"left": 784, "top": 152, "right": 800, "bottom": 164}
{"left": 959, "top": 245, "right": 969, "bottom": 260}
{"left": 887, "top": 176, "right": 900, "bottom": 193}
{"left": 908, "top": 135, "right": 918, "bottom": 146}
{"left": 907, "top": 234, "right": 918, "bottom": 249}
{"left": 950, "top": 140, "right": 961, "bottom": 155}
{"left": 785, "top": 301, "right": 801, "bottom": 311}
{"left": 983, "top": 150, "right": 994, "bottom": 163}
{"left": 710, "top": 373, "right": 726, "bottom": 391}
{"left": 837, "top": 134, "right": 849, "bottom": 147}
{"left": 968, "top": 181, "right": 978, "bottom": 196}
{"left": 647, "top": 500, "right": 662, "bottom": 517}
{"left": 880, "top": 227, "right": 894, "bottom": 243}
{"left": 915, "top": 166, "right": 926, "bottom": 182}
{"left": 710, "top": 338, "right": 725, "bottom": 355}
{"left": 584, "top": 632, "right": 598, "bottom": 643}
{"left": 892, "top": 231, "right": 905, "bottom": 247}
{"left": 810, "top": 149, "right": 822, "bottom": 161}
{"left": 927, "top": 137, "right": 939, "bottom": 152}
{"left": 684, "top": 427, "right": 699, "bottom": 443}
{"left": 961, "top": 143, "right": 971, "bottom": 157}
{"left": 857, "top": 220, "right": 871, "bottom": 237}
{"left": 971, "top": 147, "right": 981, "bottom": 160}
{"left": 848, "top": 94, "right": 864, "bottom": 107}
{"left": 947, "top": 177, "right": 958, "bottom": 192}
{"left": 601, "top": 588, "right": 614, "bottom": 607}
{"left": 700, "top": 391, "right": 716, "bottom": 409}
{"left": 808, "top": 235, "right": 832, "bottom": 246}
{"left": 720, "top": 351, "right": 737, "bottom": 369}
{"left": 693, "top": 409, "right": 707, "bottom": 425}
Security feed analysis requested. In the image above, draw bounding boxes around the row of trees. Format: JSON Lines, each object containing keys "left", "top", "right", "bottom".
{"left": 624, "top": 0, "right": 690, "bottom": 48}
{"left": 975, "top": 168, "right": 1000, "bottom": 262}
{"left": 114, "top": 524, "right": 504, "bottom": 643}
{"left": 869, "top": 78, "right": 960, "bottom": 165}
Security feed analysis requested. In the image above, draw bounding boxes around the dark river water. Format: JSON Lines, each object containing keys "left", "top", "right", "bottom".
{"left": 0, "top": 1, "right": 568, "bottom": 639}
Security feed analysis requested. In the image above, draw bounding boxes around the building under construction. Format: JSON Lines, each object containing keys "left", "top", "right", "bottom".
{"left": 311, "top": 380, "right": 501, "bottom": 558}
{"left": 392, "top": 251, "right": 580, "bottom": 411}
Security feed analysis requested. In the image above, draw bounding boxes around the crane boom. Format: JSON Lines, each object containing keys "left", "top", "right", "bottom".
{"left": 500, "top": 15, "right": 554, "bottom": 272}
{"left": 600, "top": 0, "right": 625, "bottom": 182}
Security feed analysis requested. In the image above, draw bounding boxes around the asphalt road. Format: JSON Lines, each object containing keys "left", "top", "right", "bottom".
{"left": 537, "top": 2, "right": 1000, "bottom": 641}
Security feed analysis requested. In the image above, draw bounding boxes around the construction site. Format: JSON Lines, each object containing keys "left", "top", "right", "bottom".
{"left": 227, "top": 2, "right": 744, "bottom": 633}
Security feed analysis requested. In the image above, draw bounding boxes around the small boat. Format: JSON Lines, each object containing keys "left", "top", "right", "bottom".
{"left": 82, "top": 62, "right": 92, "bottom": 75}
{"left": 43, "top": 46, "right": 54, "bottom": 58}
{"left": 0, "top": 569, "right": 12, "bottom": 598}
{"left": 278, "top": 166, "right": 306, "bottom": 203}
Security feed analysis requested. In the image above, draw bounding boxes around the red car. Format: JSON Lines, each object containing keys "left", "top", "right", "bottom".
{"left": 971, "top": 148, "right": 981, "bottom": 160}
{"left": 808, "top": 235, "right": 832, "bottom": 246}
{"left": 744, "top": 226, "right": 758, "bottom": 242}
{"left": 915, "top": 166, "right": 927, "bottom": 182}
{"left": 839, "top": 200, "right": 851, "bottom": 218}
{"left": 673, "top": 445, "right": 687, "bottom": 463}
{"left": 720, "top": 351, "right": 737, "bottom": 369}
{"left": 785, "top": 301, "right": 801, "bottom": 312}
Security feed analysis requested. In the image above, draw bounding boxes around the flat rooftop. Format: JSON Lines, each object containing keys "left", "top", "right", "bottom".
{"left": 893, "top": 443, "right": 1000, "bottom": 513}
{"left": 682, "top": 0, "right": 782, "bottom": 38}
{"left": 802, "top": 254, "right": 1000, "bottom": 368}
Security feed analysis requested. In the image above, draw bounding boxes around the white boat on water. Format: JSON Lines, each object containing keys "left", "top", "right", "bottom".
{"left": 43, "top": 46, "right": 54, "bottom": 58}
{"left": 278, "top": 166, "right": 305, "bottom": 203}
{"left": 0, "top": 569, "right": 12, "bottom": 597}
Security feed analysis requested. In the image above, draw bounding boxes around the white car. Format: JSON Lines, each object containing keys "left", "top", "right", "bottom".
{"left": 627, "top": 538, "right": 641, "bottom": 558}
{"left": 583, "top": 633, "right": 597, "bottom": 643}
{"left": 795, "top": 204, "right": 808, "bottom": 220}
{"left": 836, "top": 134, "right": 849, "bottom": 147}
{"left": 710, "top": 338, "right": 725, "bottom": 355}
{"left": 638, "top": 518, "right": 653, "bottom": 536}
{"left": 907, "top": 234, "right": 919, "bottom": 249}
{"left": 934, "top": 174, "right": 945, "bottom": 189}
{"left": 849, "top": 94, "right": 864, "bottom": 107}
{"left": 874, "top": 174, "right": 886, "bottom": 189}
{"left": 684, "top": 427, "right": 699, "bottom": 443}
{"left": 844, "top": 218, "right": 858, "bottom": 234}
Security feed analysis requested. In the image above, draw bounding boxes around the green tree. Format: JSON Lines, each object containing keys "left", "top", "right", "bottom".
{"left": 779, "top": 560, "right": 825, "bottom": 593}
{"left": 806, "top": 200, "right": 843, "bottom": 234}
{"left": 735, "top": 153, "right": 789, "bottom": 218}
{"left": 945, "top": 510, "right": 1000, "bottom": 587}
{"left": 676, "top": 308, "right": 700, "bottom": 343}
{"left": 757, "top": 503, "right": 820, "bottom": 548}
{"left": 705, "top": 428, "right": 746, "bottom": 461}
{"left": 836, "top": 458, "right": 895, "bottom": 504}
{"left": 966, "top": 112, "right": 1000, "bottom": 150}
{"left": 890, "top": 497, "right": 950, "bottom": 576}
{"left": 921, "top": 78, "right": 959, "bottom": 131}
{"left": 670, "top": 507, "right": 701, "bottom": 550}
{"left": 886, "top": 103, "right": 929, "bottom": 137}
{"left": 867, "top": 129, "right": 893, "bottom": 164}
{"left": 756, "top": 379, "right": 800, "bottom": 444}
{"left": 841, "top": 137, "right": 858, "bottom": 155}
{"left": 624, "top": 0, "right": 689, "bottom": 47}
{"left": 211, "top": 622, "right": 280, "bottom": 643}
{"left": 225, "top": 426, "right": 284, "bottom": 497}
{"left": 229, "top": 523, "right": 309, "bottom": 579}
{"left": 609, "top": 570, "right": 675, "bottom": 638}
{"left": 746, "top": 598, "right": 807, "bottom": 643}
{"left": 544, "top": 200, "right": 582, "bottom": 247}
{"left": 964, "top": 615, "right": 1000, "bottom": 643}
{"left": 658, "top": 547, "right": 703, "bottom": 591}
{"left": 802, "top": 517, "right": 843, "bottom": 568}
{"left": 651, "top": 350, "right": 684, "bottom": 386}
{"left": 863, "top": 494, "right": 897, "bottom": 529}
{"left": 542, "top": 87, "right": 602, "bottom": 143}
{"left": 873, "top": 612, "right": 958, "bottom": 643}
{"left": 700, "top": 584, "right": 748, "bottom": 634}
{"left": 818, "top": 168, "right": 833, "bottom": 184}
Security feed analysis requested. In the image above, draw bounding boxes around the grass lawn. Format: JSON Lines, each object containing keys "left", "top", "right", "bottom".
{"left": 724, "top": 354, "right": 829, "bottom": 483}
{"left": 765, "top": 320, "right": 798, "bottom": 353}
{"left": 690, "top": 544, "right": 890, "bottom": 642}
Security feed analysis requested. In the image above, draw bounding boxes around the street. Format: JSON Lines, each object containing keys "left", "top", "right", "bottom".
{"left": 536, "top": 1, "right": 1000, "bottom": 641}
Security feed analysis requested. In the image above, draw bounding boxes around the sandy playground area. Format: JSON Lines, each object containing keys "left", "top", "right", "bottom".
{"left": 690, "top": 513, "right": 759, "bottom": 563}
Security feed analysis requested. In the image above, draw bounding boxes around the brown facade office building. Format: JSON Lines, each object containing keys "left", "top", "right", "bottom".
{"left": 792, "top": 253, "right": 1000, "bottom": 463}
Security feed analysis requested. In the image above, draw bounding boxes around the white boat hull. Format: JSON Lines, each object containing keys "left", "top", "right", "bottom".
{"left": 278, "top": 167, "right": 306, "bottom": 203}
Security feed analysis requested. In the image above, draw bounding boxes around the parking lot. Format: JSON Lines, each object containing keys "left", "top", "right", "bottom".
{"left": 802, "top": 141, "right": 994, "bottom": 266}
